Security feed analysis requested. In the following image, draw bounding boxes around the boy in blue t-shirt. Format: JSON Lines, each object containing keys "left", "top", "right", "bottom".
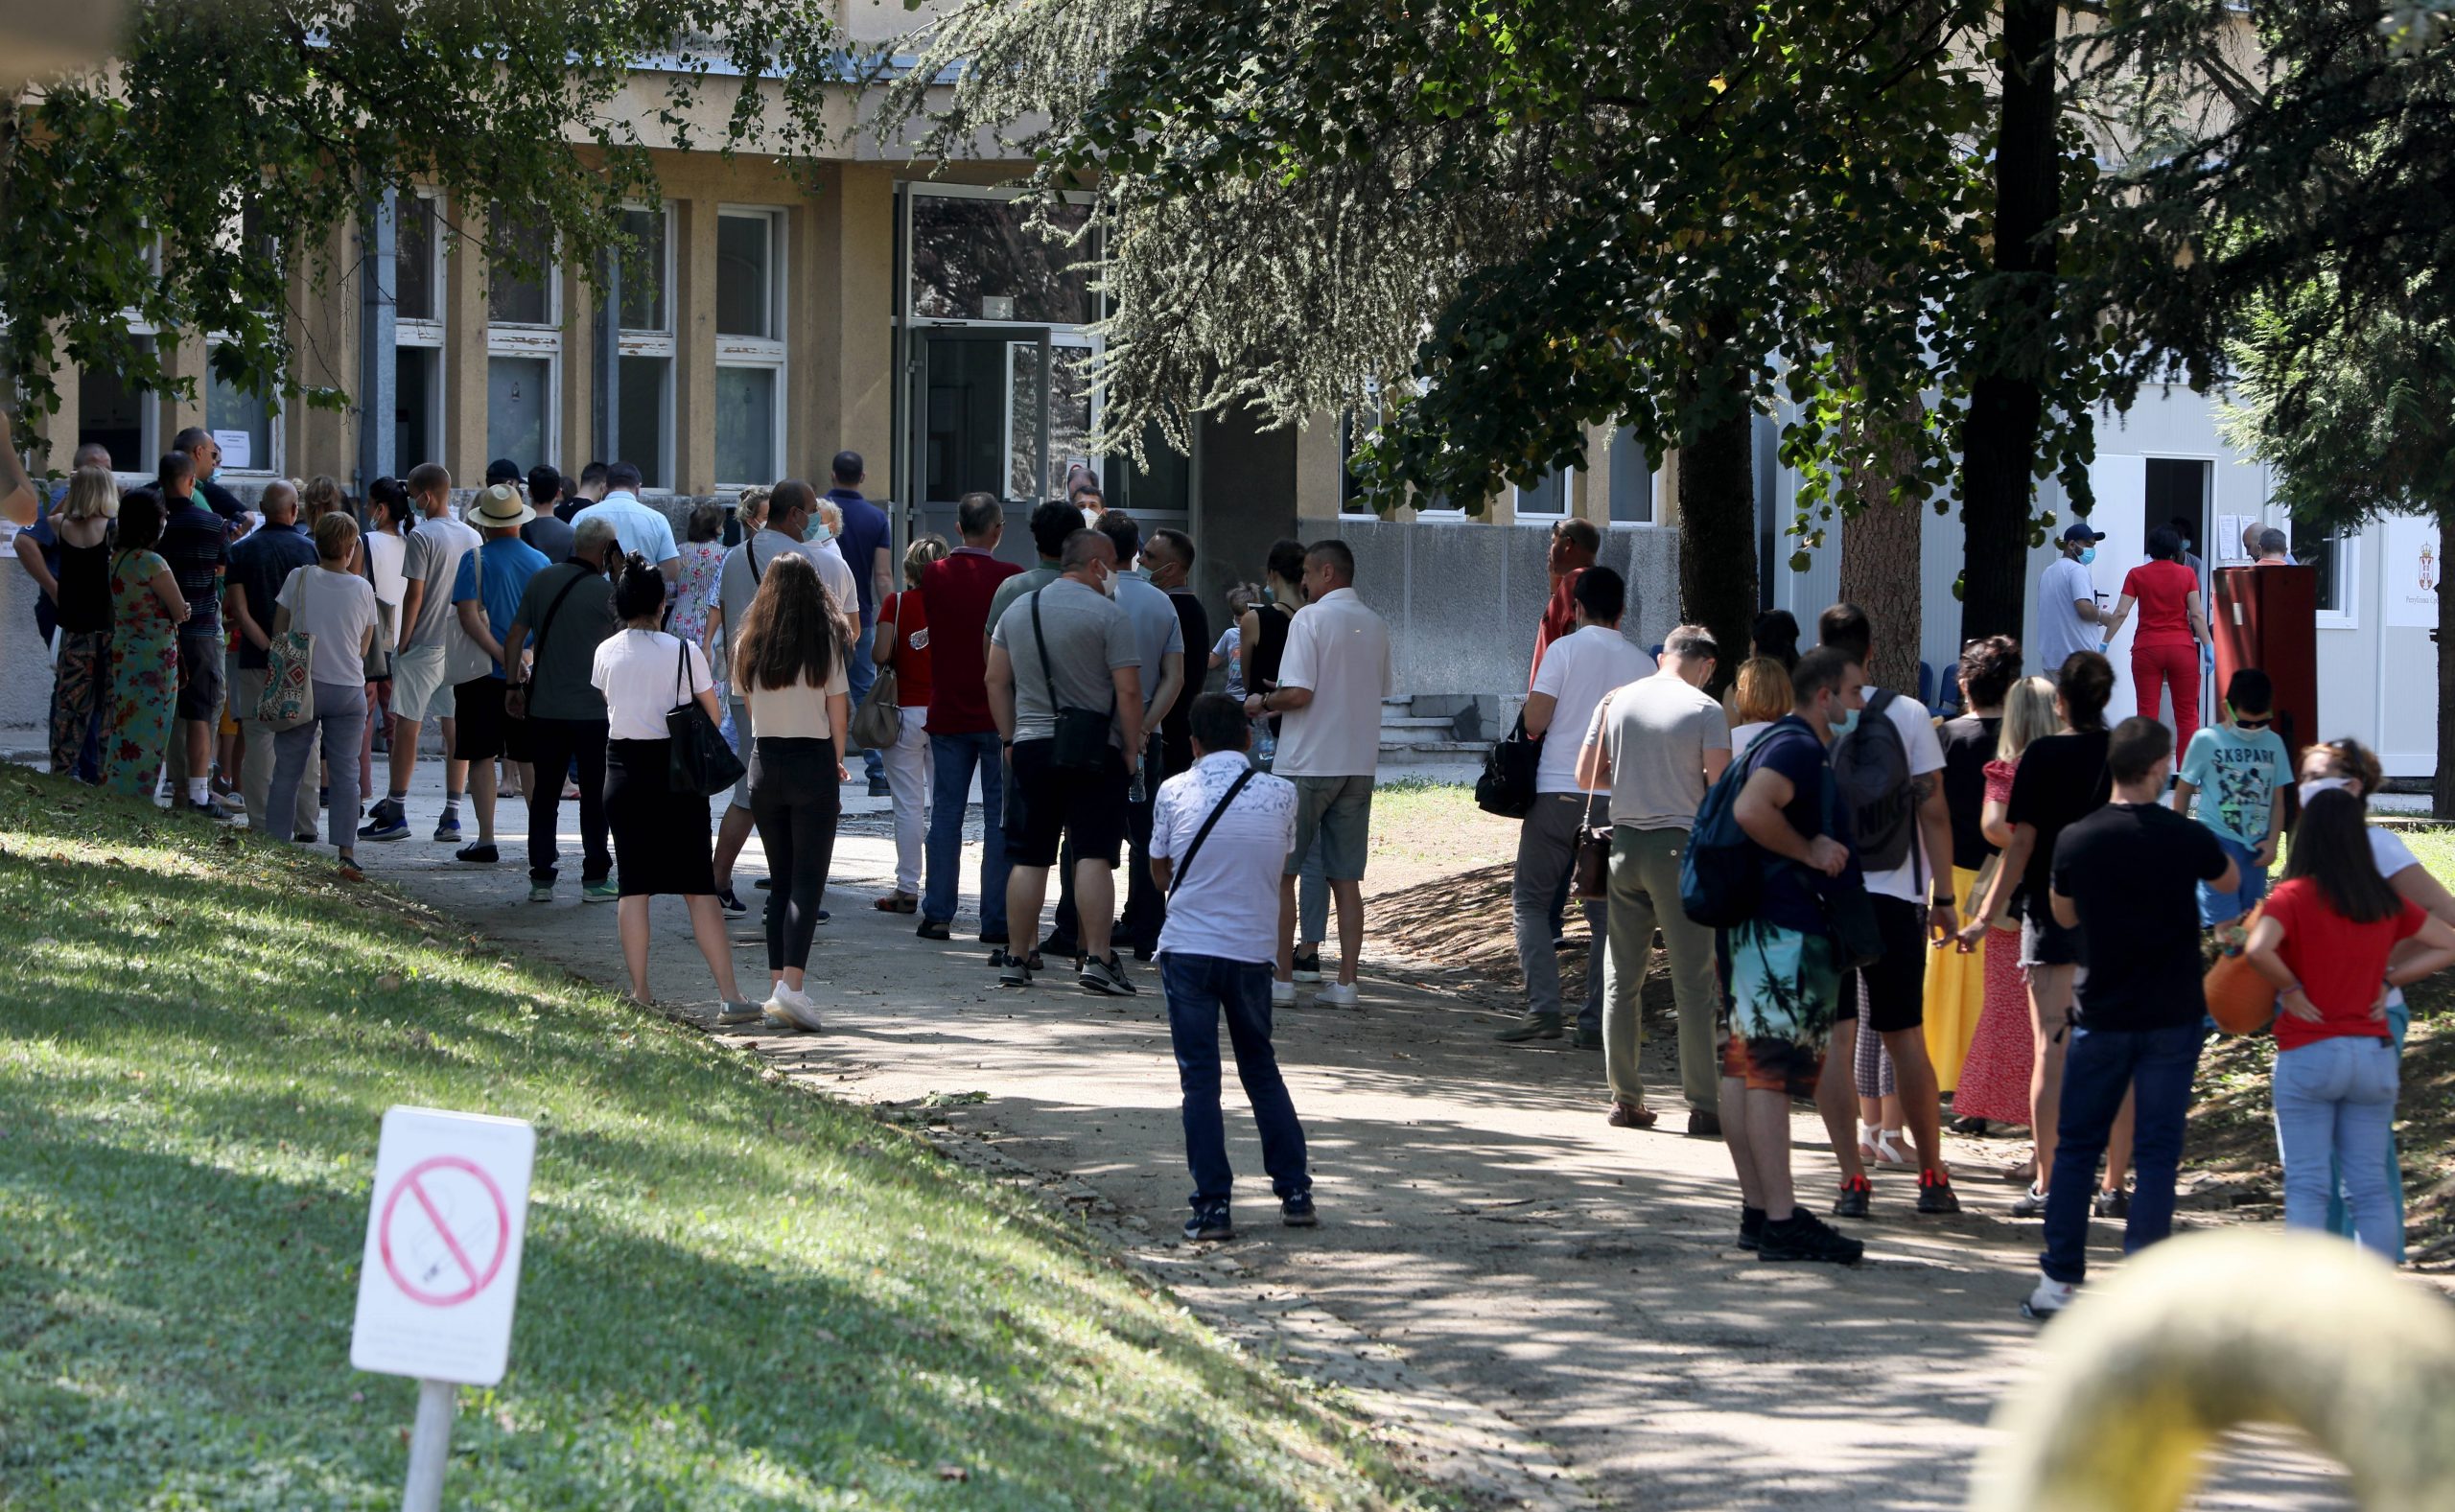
{"left": 2172, "top": 668, "right": 2290, "bottom": 934}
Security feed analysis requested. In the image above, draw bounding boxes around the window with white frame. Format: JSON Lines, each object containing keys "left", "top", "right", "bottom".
{"left": 1607, "top": 426, "right": 1657, "bottom": 524}
{"left": 1514, "top": 466, "right": 1571, "bottom": 520}
{"left": 392, "top": 190, "right": 445, "bottom": 473}
{"left": 2303, "top": 523, "right": 2361, "bottom": 627}
{"left": 616, "top": 205, "right": 674, "bottom": 489}
{"left": 713, "top": 207, "right": 785, "bottom": 488}
{"left": 206, "top": 205, "right": 282, "bottom": 475}
{"left": 82, "top": 240, "right": 162, "bottom": 470}
{"left": 485, "top": 202, "right": 560, "bottom": 470}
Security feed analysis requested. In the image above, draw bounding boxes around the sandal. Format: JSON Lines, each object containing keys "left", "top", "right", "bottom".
{"left": 874, "top": 892, "right": 920, "bottom": 914}
{"left": 1872, "top": 1128, "right": 1913, "bottom": 1166}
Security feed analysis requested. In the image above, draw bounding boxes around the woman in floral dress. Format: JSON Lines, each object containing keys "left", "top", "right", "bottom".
{"left": 1951, "top": 675, "right": 2057, "bottom": 1130}
{"left": 101, "top": 489, "right": 188, "bottom": 801}
{"left": 668, "top": 500, "right": 726, "bottom": 650}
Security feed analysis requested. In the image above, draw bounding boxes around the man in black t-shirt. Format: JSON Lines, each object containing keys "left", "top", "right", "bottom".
{"left": 2022, "top": 717, "right": 2235, "bottom": 1320}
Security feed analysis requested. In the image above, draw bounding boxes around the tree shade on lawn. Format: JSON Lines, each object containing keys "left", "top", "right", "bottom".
{"left": 0, "top": 775, "right": 1424, "bottom": 1508}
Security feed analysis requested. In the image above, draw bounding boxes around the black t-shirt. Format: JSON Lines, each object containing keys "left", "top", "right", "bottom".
{"left": 1160, "top": 587, "right": 1209, "bottom": 778}
{"left": 2006, "top": 729, "right": 2111, "bottom": 912}
{"left": 1747, "top": 714, "right": 1859, "bottom": 933}
{"left": 2051, "top": 803, "right": 2229, "bottom": 1031}
{"left": 1939, "top": 713, "right": 2001, "bottom": 871}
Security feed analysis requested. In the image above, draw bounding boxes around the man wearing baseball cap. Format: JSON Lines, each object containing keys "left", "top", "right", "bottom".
{"left": 448, "top": 482, "right": 550, "bottom": 864}
{"left": 2038, "top": 521, "right": 2108, "bottom": 675}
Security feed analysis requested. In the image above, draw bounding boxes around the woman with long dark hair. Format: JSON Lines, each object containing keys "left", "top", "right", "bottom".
{"left": 101, "top": 488, "right": 187, "bottom": 800}
{"left": 732, "top": 551, "right": 853, "bottom": 1031}
{"left": 2244, "top": 786, "right": 2455, "bottom": 1258}
{"left": 588, "top": 553, "right": 757, "bottom": 1020}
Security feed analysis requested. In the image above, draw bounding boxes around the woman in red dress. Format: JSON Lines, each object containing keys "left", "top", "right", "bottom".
{"left": 1952, "top": 675, "right": 2057, "bottom": 1129}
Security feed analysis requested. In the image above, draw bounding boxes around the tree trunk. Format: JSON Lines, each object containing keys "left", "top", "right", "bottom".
{"left": 1678, "top": 402, "right": 1758, "bottom": 699}
{"left": 2437, "top": 509, "right": 2454, "bottom": 820}
{"left": 1839, "top": 495, "right": 1926, "bottom": 697}
{"left": 1956, "top": 0, "right": 2060, "bottom": 645}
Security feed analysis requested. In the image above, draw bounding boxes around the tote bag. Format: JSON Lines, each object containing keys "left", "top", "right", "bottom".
{"left": 255, "top": 567, "right": 317, "bottom": 732}
{"left": 846, "top": 593, "right": 906, "bottom": 753}
{"left": 666, "top": 638, "right": 746, "bottom": 796}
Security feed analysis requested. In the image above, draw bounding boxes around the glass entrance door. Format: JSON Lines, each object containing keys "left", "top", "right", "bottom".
{"left": 909, "top": 327, "right": 1051, "bottom": 569}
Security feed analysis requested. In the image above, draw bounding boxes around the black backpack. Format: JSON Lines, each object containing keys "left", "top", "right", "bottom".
{"left": 1829, "top": 688, "right": 1917, "bottom": 874}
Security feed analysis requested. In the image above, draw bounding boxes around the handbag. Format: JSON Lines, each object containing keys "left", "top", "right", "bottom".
{"left": 2204, "top": 903, "right": 2280, "bottom": 1035}
{"left": 665, "top": 637, "right": 746, "bottom": 796}
{"left": 846, "top": 593, "right": 905, "bottom": 753}
{"left": 255, "top": 565, "right": 317, "bottom": 732}
{"left": 504, "top": 567, "right": 588, "bottom": 722}
{"left": 1031, "top": 588, "right": 1114, "bottom": 771}
{"left": 1475, "top": 712, "right": 1544, "bottom": 819}
{"left": 1572, "top": 793, "right": 1611, "bottom": 901}
{"left": 1166, "top": 768, "right": 1259, "bottom": 897}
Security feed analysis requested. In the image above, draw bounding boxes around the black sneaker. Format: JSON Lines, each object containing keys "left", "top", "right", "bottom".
{"left": 2093, "top": 1186, "right": 2130, "bottom": 1220}
{"left": 1832, "top": 1174, "right": 1872, "bottom": 1219}
{"left": 455, "top": 841, "right": 500, "bottom": 864}
{"left": 1281, "top": 1192, "right": 1319, "bottom": 1227}
{"left": 715, "top": 887, "right": 748, "bottom": 918}
{"left": 1039, "top": 930, "right": 1082, "bottom": 962}
{"left": 1183, "top": 1205, "right": 1232, "bottom": 1243}
{"left": 1917, "top": 1171, "right": 1962, "bottom": 1215}
{"left": 1758, "top": 1211, "right": 1865, "bottom": 1265}
{"left": 1291, "top": 946, "right": 1322, "bottom": 983}
{"left": 995, "top": 951, "right": 1034, "bottom": 988}
{"left": 916, "top": 919, "right": 952, "bottom": 942}
{"left": 1080, "top": 954, "right": 1137, "bottom": 996}
{"left": 1737, "top": 1205, "right": 1767, "bottom": 1251}
{"left": 978, "top": 928, "right": 1010, "bottom": 947}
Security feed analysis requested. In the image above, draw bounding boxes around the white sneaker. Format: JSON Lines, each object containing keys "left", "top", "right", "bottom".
{"left": 1271, "top": 977, "right": 1296, "bottom": 1007}
{"left": 2022, "top": 1270, "right": 2077, "bottom": 1321}
{"left": 771, "top": 983, "right": 825, "bottom": 1033}
{"left": 1318, "top": 980, "right": 1359, "bottom": 1008}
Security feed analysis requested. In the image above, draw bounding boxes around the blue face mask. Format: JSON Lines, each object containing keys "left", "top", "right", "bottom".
{"left": 1829, "top": 705, "right": 1859, "bottom": 740}
{"left": 2077, "top": 547, "right": 2096, "bottom": 566}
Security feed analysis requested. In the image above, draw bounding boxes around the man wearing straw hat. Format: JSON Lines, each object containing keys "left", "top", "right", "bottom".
{"left": 448, "top": 482, "right": 549, "bottom": 865}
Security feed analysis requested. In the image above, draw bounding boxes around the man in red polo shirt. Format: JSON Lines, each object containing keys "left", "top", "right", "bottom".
{"left": 917, "top": 492, "right": 1023, "bottom": 943}
{"left": 1531, "top": 517, "right": 1601, "bottom": 686}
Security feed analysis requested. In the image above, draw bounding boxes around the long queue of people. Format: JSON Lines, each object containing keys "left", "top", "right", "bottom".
{"left": 1498, "top": 517, "right": 2452, "bottom": 1307}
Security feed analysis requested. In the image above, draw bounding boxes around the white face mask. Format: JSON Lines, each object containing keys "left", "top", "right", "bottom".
{"left": 1096, "top": 566, "right": 1119, "bottom": 600}
{"left": 2299, "top": 776, "right": 2356, "bottom": 806}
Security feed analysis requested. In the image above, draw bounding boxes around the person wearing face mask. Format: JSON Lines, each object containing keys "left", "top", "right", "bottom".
{"left": 2022, "top": 717, "right": 2239, "bottom": 1320}
{"left": 2295, "top": 738, "right": 2455, "bottom": 1262}
{"left": 2172, "top": 669, "right": 2290, "bottom": 937}
{"left": 2036, "top": 522, "right": 2108, "bottom": 675}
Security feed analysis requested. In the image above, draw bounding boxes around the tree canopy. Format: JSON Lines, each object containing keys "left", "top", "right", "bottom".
{"left": 0, "top": 0, "right": 845, "bottom": 451}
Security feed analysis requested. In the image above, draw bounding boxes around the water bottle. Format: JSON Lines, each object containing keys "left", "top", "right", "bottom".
{"left": 1128, "top": 737, "right": 1148, "bottom": 803}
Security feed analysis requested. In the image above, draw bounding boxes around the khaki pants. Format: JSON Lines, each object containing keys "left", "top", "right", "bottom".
{"left": 1602, "top": 825, "right": 1724, "bottom": 1113}
{"left": 232, "top": 664, "right": 320, "bottom": 838}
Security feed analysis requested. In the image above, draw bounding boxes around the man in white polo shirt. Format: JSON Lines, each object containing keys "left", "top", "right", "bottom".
{"left": 1151, "top": 692, "right": 1317, "bottom": 1243}
{"left": 1245, "top": 539, "right": 1391, "bottom": 1008}
{"left": 1498, "top": 566, "right": 1652, "bottom": 1049}
{"left": 584, "top": 461, "right": 681, "bottom": 583}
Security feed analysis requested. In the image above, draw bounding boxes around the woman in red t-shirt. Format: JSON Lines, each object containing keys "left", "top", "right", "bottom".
{"left": 2101, "top": 525, "right": 2211, "bottom": 749}
{"left": 2243, "top": 788, "right": 2455, "bottom": 1258}
{"left": 872, "top": 534, "right": 947, "bottom": 912}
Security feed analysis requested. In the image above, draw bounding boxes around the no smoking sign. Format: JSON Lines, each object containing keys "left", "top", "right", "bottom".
{"left": 352, "top": 1107, "right": 535, "bottom": 1386}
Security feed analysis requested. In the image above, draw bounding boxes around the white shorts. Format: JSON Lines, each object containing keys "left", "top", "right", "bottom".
{"left": 391, "top": 642, "right": 456, "bottom": 725}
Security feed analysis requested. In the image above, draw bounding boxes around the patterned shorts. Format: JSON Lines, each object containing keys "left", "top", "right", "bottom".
{"left": 1719, "top": 918, "right": 1842, "bottom": 1097}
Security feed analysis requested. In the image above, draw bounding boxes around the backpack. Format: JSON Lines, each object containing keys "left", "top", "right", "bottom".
{"left": 1830, "top": 688, "right": 1917, "bottom": 874}
{"left": 1680, "top": 733, "right": 1786, "bottom": 928}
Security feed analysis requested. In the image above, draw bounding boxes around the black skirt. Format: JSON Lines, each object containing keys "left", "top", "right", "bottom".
{"left": 604, "top": 737, "right": 715, "bottom": 897}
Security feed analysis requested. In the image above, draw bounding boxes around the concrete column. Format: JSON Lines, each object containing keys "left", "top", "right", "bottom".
{"left": 357, "top": 192, "right": 398, "bottom": 489}
{"left": 807, "top": 163, "right": 897, "bottom": 498}
{"left": 673, "top": 196, "right": 715, "bottom": 494}
{"left": 566, "top": 246, "right": 597, "bottom": 476}
{"left": 443, "top": 195, "right": 489, "bottom": 487}
{"left": 1293, "top": 411, "right": 1343, "bottom": 522}
{"left": 292, "top": 218, "right": 359, "bottom": 479}
{"left": 163, "top": 333, "right": 208, "bottom": 447}
{"left": 1577, "top": 422, "right": 1613, "bottom": 524}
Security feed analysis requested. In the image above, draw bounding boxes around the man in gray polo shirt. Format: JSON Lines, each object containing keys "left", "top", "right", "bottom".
{"left": 987, "top": 529, "right": 1146, "bottom": 996}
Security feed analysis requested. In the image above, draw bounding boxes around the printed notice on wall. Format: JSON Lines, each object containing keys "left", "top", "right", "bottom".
{"left": 212, "top": 429, "right": 252, "bottom": 471}
{"left": 2383, "top": 515, "right": 2442, "bottom": 630}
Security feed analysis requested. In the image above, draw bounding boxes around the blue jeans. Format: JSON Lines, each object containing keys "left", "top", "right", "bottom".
{"left": 2040, "top": 1019, "right": 2205, "bottom": 1284}
{"left": 1161, "top": 952, "right": 1311, "bottom": 1210}
{"left": 848, "top": 617, "right": 882, "bottom": 784}
{"left": 2197, "top": 832, "right": 2270, "bottom": 926}
{"left": 923, "top": 730, "right": 1008, "bottom": 933}
{"left": 2277, "top": 1033, "right": 2401, "bottom": 1261}
{"left": 2327, "top": 999, "right": 2408, "bottom": 1261}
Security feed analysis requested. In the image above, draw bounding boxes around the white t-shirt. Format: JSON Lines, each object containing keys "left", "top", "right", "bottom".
{"left": 591, "top": 629, "right": 714, "bottom": 740}
{"left": 1152, "top": 753, "right": 1300, "bottom": 965}
{"left": 364, "top": 529, "right": 407, "bottom": 608}
{"left": 1532, "top": 626, "right": 1654, "bottom": 793}
{"left": 2371, "top": 826, "right": 2422, "bottom": 1012}
{"left": 1730, "top": 721, "right": 1776, "bottom": 760}
{"left": 274, "top": 563, "right": 380, "bottom": 687}
{"left": 1272, "top": 587, "right": 1393, "bottom": 779}
{"left": 2036, "top": 555, "right": 2098, "bottom": 671}
{"left": 1859, "top": 688, "right": 1948, "bottom": 903}
{"left": 704, "top": 533, "right": 854, "bottom": 622}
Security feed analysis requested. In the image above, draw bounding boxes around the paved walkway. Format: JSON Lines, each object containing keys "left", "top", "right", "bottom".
{"left": 268, "top": 761, "right": 2357, "bottom": 1507}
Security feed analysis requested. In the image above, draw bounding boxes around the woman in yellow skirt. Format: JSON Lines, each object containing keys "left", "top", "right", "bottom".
{"left": 1922, "top": 637, "right": 2023, "bottom": 1090}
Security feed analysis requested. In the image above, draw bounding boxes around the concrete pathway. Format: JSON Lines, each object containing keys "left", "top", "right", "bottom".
{"left": 203, "top": 757, "right": 2367, "bottom": 1508}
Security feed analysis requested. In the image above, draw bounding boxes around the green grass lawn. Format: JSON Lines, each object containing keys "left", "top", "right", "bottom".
{"left": 0, "top": 773, "right": 1432, "bottom": 1509}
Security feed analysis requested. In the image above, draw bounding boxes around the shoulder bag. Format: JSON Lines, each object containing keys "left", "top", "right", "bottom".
{"left": 504, "top": 567, "right": 589, "bottom": 722}
{"left": 1572, "top": 791, "right": 1613, "bottom": 901}
{"left": 1032, "top": 587, "right": 1115, "bottom": 772}
{"left": 1166, "top": 767, "right": 1259, "bottom": 897}
{"left": 847, "top": 593, "right": 905, "bottom": 754}
{"left": 666, "top": 636, "right": 746, "bottom": 796}
{"left": 256, "top": 565, "right": 318, "bottom": 732}
{"left": 1475, "top": 711, "right": 1543, "bottom": 819}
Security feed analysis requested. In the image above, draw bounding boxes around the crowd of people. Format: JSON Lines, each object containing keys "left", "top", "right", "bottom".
{"left": 14, "top": 442, "right": 2443, "bottom": 1287}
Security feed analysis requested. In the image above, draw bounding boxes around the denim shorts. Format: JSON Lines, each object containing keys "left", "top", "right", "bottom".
{"left": 2198, "top": 832, "right": 2270, "bottom": 927}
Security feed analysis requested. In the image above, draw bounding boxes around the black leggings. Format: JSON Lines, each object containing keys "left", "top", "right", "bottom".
{"left": 749, "top": 736, "right": 841, "bottom": 972}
